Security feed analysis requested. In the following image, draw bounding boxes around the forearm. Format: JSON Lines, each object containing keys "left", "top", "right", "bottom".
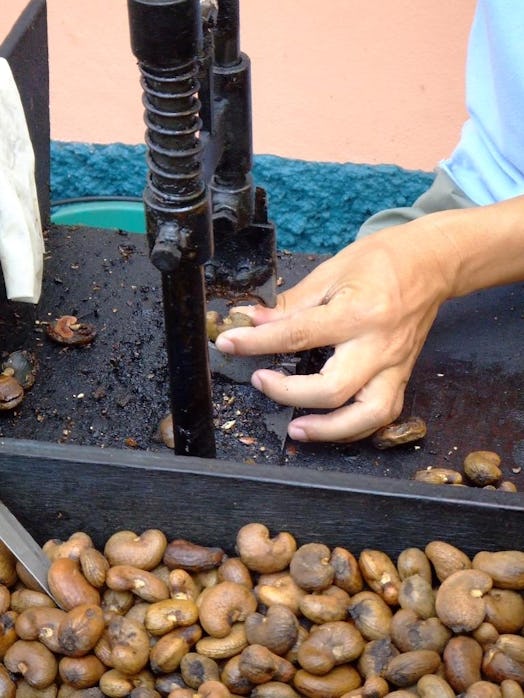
{"left": 419, "top": 195, "right": 524, "bottom": 299}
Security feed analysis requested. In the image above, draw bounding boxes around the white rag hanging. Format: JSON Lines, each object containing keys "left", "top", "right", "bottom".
{"left": 0, "top": 57, "right": 44, "bottom": 303}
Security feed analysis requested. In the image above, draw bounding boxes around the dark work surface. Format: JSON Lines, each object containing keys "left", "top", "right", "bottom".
{"left": 0, "top": 224, "right": 522, "bottom": 489}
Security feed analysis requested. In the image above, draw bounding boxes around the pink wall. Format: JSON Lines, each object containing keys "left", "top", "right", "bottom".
{"left": 2, "top": 1, "right": 476, "bottom": 171}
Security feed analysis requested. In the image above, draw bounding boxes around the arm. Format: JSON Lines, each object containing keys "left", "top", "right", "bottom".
{"left": 215, "top": 195, "right": 524, "bottom": 442}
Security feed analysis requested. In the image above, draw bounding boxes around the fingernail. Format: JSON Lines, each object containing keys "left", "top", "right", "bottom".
{"left": 288, "top": 424, "right": 308, "bottom": 441}
{"left": 251, "top": 372, "right": 263, "bottom": 391}
{"left": 214, "top": 336, "right": 235, "bottom": 354}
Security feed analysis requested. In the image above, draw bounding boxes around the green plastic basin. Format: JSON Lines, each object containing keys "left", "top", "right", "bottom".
{"left": 51, "top": 200, "right": 146, "bottom": 234}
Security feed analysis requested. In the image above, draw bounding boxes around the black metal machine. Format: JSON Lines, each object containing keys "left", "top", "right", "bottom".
{"left": 127, "top": 0, "right": 277, "bottom": 459}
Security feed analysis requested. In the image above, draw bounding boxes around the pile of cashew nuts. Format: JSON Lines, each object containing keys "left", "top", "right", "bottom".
{"left": 1, "top": 524, "right": 524, "bottom": 697}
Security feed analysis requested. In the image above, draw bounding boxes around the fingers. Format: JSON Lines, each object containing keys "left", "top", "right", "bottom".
{"left": 286, "top": 369, "right": 407, "bottom": 443}
{"left": 249, "top": 341, "right": 378, "bottom": 408}
{"left": 216, "top": 293, "right": 355, "bottom": 356}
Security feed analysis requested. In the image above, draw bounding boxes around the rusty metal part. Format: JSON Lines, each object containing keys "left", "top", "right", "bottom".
{"left": 200, "top": 0, "right": 278, "bottom": 306}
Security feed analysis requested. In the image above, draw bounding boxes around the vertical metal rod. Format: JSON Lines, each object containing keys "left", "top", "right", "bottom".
{"left": 162, "top": 266, "right": 215, "bottom": 458}
{"left": 128, "top": 0, "right": 216, "bottom": 458}
{"left": 215, "top": 0, "right": 240, "bottom": 66}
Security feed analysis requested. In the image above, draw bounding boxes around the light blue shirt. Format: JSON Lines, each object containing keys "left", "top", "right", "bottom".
{"left": 440, "top": 1, "right": 524, "bottom": 205}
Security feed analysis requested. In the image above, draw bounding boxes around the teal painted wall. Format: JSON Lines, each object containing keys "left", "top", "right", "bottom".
{"left": 51, "top": 142, "right": 434, "bottom": 255}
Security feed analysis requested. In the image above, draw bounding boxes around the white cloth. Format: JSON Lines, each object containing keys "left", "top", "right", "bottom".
{"left": 0, "top": 57, "right": 44, "bottom": 303}
{"left": 440, "top": 1, "right": 524, "bottom": 206}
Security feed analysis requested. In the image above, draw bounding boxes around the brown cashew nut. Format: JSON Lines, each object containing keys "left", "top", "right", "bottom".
{"left": 245, "top": 604, "right": 299, "bottom": 656}
{"left": 482, "top": 646, "right": 524, "bottom": 685}
{"left": 80, "top": 548, "right": 110, "bottom": 588}
{"left": 102, "top": 588, "right": 135, "bottom": 618}
{"left": 47, "top": 558, "right": 101, "bottom": 610}
{"left": 4, "top": 639, "right": 58, "bottom": 689}
{"left": 164, "top": 539, "right": 225, "bottom": 572}
{"left": 397, "top": 574, "right": 436, "bottom": 619}
{"left": 435, "top": 568, "right": 492, "bottom": 633}
{"left": 104, "top": 529, "right": 168, "bottom": 570}
{"left": 99, "top": 668, "right": 156, "bottom": 697}
{"left": 500, "top": 680, "right": 524, "bottom": 698}
{"left": 0, "top": 374, "right": 24, "bottom": 411}
{"left": 0, "top": 541, "right": 17, "bottom": 587}
{"left": 10, "top": 588, "right": 55, "bottom": 613}
{"left": 357, "top": 637, "right": 399, "bottom": 680}
{"left": 342, "top": 676, "right": 390, "bottom": 698}
{"left": 238, "top": 644, "right": 296, "bottom": 684}
{"left": 104, "top": 615, "right": 150, "bottom": 675}
{"left": 359, "top": 549, "right": 401, "bottom": 606}
{"left": 463, "top": 450, "right": 503, "bottom": 487}
{"left": 372, "top": 416, "right": 427, "bottom": 449}
{"left": 293, "top": 665, "right": 361, "bottom": 698}
{"left": 168, "top": 568, "right": 201, "bottom": 601}
{"left": 391, "top": 608, "right": 451, "bottom": 654}
{"left": 15, "top": 565, "right": 43, "bottom": 596}
{"left": 149, "top": 625, "right": 202, "bottom": 674}
{"left": 236, "top": 524, "right": 297, "bottom": 574}
{"left": 196, "top": 622, "right": 248, "bottom": 660}
{"left": 46, "top": 315, "right": 97, "bottom": 346}
{"left": 383, "top": 649, "right": 441, "bottom": 688}
{"left": 198, "top": 581, "right": 257, "bottom": 638}
{"left": 106, "top": 564, "right": 170, "bottom": 602}
{"left": 220, "top": 653, "right": 255, "bottom": 696}
{"left": 443, "top": 635, "right": 483, "bottom": 693}
{"left": 0, "top": 664, "right": 15, "bottom": 698}
{"left": 198, "top": 679, "right": 233, "bottom": 698}
{"left": 485, "top": 589, "right": 524, "bottom": 633}
{"left": 330, "top": 547, "right": 364, "bottom": 595}
{"left": 255, "top": 573, "right": 306, "bottom": 615}
{"left": 417, "top": 673, "right": 456, "bottom": 698}
{"left": 298, "top": 585, "right": 351, "bottom": 624}
{"left": 473, "top": 551, "right": 524, "bottom": 589}
{"left": 15, "top": 607, "right": 67, "bottom": 654}
{"left": 58, "top": 604, "right": 105, "bottom": 657}
{"left": 251, "top": 681, "right": 300, "bottom": 698}
{"left": 58, "top": 654, "right": 106, "bottom": 689}
{"left": 495, "top": 635, "right": 524, "bottom": 664}
{"left": 425, "top": 541, "right": 471, "bottom": 582}
{"left": 464, "top": 680, "right": 503, "bottom": 698}
{"left": 0, "top": 610, "right": 18, "bottom": 658}
{"left": 180, "top": 652, "right": 221, "bottom": 689}
{"left": 397, "top": 547, "right": 432, "bottom": 584}
{"left": 0, "top": 585, "right": 10, "bottom": 614}
{"left": 473, "top": 622, "right": 500, "bottom": 648}
{"left": 297, "top": 621, "right": 365, "bottom": 675}
{"left": 144, "top": 597, "right": 199, "bottom": 636}
{"left": 218, "top": 557, "right": 254, "bottom": 589}
{"left": 43, "top": 532, "right": 94, "bottom": 562}
{"left": 347, "top": 591, "right": 393, "bottom": 641}
{"left": 289, "top": 543, "right": 335, "bottom": 592}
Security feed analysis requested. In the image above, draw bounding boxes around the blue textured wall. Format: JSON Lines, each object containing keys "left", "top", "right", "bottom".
{"left": 51, "top": 142, "right": 434, "bottom": 255}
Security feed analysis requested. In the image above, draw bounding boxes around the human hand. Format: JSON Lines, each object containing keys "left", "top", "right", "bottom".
{"left": 215, "top": 218, "right": 455, "bottom": 442}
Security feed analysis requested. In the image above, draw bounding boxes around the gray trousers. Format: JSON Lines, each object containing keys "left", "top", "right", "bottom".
{"left": 357, "top": 167, "right": 476, "bottom": 239}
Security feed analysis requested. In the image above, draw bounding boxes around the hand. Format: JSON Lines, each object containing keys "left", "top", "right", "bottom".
{"left": 215, "top": 217, "right": 455, "bottom": 442}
